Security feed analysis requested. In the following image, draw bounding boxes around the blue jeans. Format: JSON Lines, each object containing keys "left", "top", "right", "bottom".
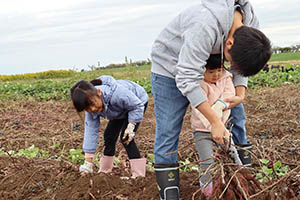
{"left": 227, "top": 103, "right": 248, "bottom": 144}
{"left": 151, "top": 73, "right": 189, "bottom": 164}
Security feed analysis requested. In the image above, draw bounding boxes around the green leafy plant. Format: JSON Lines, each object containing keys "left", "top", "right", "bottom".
{"left": 67, "top": 149, "right": 85, "bottom": 164}
{"left": 113, "top": 157, "right": 121, "bottom": 167}
{"left": 248, "top": 65, "right": 300, "bottom": 88}
{"left": 0, "top": 148, "right": 5, "bottom": 155}
{"left": 0, "top": 144, "right": 87, "bottom": 166}
{"left": 146, "top": 153, "right": 155, "bottom": 171}
{"left": 49, "top": 143, "right": 61, "bottom": 150}
{"left": 145, "top": 154, "right": 198, "bottom": 172}
{"left": 256, "top": 159, "right": 289, "bottom": 182}
{"left": 3, "top": 145, "right": 49, "bottom": 159}
{"left": 178, "top": 158, "right": 199, "bottom": 172}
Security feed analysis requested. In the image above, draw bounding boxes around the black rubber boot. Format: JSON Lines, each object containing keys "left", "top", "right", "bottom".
{"left": 154, "top": 163, "right": 180, "bottom": 200}
{"left": 236, "top": 142, "right": 253, "bottom": 167}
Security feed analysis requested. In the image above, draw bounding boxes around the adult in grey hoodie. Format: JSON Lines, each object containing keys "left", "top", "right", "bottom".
{"left": 151, "top": 0, "right": 271, "bottom": 199}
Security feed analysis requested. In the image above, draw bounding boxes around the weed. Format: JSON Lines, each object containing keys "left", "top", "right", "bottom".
{"left": 256, "top": 159, "right": 289, "bottom": 182}
{"left": 68, "top": 149, "right": 85, "bottom": 164}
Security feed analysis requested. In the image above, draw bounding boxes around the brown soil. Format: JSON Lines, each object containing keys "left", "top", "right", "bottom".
{"left": 0, "top": 84, "right": 299, "bottom": 200}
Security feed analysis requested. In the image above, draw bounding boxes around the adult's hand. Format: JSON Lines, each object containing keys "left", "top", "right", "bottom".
{"left": 224, "top": 96, "right": 243, "bottom": 109}
{"left": 224, "top": 86, "right": 246, "bottom": 109}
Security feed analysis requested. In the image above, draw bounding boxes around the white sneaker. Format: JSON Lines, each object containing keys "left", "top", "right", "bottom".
{"left": 79, "top": 160, "right": 94, "bottom": 173}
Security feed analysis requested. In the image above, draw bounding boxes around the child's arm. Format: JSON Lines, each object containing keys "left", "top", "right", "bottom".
{"left": 195, "top": 81, "right": 230, "bottom": 144}
{"left": 82, "top": 112, "right": 100, "bottom": 157}
{"left": 79, "top": 112, "right": 100, "bottom": 173}
{"left": 115, "top": 88, "right": 144, "bottom": 144}
{"left": 200, "top": 81, "right": 225, "bottom": 119}
{"left": 196, "top": 101, "right": 230, "bottom": 144}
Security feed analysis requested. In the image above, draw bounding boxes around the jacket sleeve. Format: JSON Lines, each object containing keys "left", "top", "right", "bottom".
{"left": 175, "top": 23, "right": 217, "bottom": 107}
{"left": 115, "top": 89, "right": 144, "bottom": 123}
{"left": 83, "top": 112, "right": 100, "bottom": 153}
{"left": 237, "top": 0, "right": 260, "bottom": 29}
{"left": 230, "top": 69, "right": 248, "bottom": 88}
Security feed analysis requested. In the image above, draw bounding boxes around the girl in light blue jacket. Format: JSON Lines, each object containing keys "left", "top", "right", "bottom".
{"left": 70, "top": 75, "right": 148, "bottom": 178}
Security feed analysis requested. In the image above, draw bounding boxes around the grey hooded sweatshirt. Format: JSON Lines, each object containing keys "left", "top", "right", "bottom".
{"left": 151, "top": 0, "right": 259, "bottom": 108}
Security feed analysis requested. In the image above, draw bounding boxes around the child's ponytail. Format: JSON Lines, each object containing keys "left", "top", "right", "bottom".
{"left": 90, "top": 79, "right": 102, "bottom": 86}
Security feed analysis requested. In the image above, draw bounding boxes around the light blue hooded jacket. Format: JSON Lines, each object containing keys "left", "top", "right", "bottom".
{"left": 83, "top": 75, "right": 148, "bottom": 153}
{"left": 151, "top": 0, "right": 259, "bottom": 108}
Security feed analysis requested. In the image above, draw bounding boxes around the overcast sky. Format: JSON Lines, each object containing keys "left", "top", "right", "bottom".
{"left": 1, "top": 0, "right": 299, "bottom": 75}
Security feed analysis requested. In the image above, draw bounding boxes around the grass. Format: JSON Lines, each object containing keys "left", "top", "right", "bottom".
{"left": 269, "top": 52, "right": 300, "bottom": 62}
{"left": 0, "top": 65, "right": 153, "bottom": 101}
{"left": 2, "top": 52, "right": 300, "bottom": 81}
{"left": 69, "top": 64, "right": 151, "bottom": 88}
{"left": 0, "top": 54, "right": 299, "bottom": 101}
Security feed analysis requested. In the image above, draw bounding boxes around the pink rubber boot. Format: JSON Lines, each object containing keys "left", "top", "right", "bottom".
{"left": 129, "top": 158, "right": 147, "bottom": 178}
{"left": 98, "top": 155, "right": 114, "bottom": 173}
{"left": 201, "top": 182, "right": 213, "bottom": 197}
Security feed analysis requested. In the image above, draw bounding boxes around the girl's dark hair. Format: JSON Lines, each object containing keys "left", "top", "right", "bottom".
{"left": 70, "top": 80, "right": 98, "bottom": 112}
{"left": 205, "top": 54, "right": 223, "bottom": 70}
{"left": 90, "top": 79, "right": 102, "bottom": 86}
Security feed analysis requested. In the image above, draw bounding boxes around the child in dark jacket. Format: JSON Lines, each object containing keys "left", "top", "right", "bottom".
{"left": 70, "top": 75, "right": 148, "bottom": 178}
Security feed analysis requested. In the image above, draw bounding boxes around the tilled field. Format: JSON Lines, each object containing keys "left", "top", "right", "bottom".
{"left": 0, "top": 84, "right": 299, "bottom": 200}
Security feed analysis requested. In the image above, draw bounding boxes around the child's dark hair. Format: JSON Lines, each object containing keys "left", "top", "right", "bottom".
{"left": 90, "top": 79, "right": 102, "bottom": 86}
{"left": 205, "top": 54, "right": 223, "bottom": 70}
{"left": 70, "top": 80, "right": 101, "bottom": 112}
{"left": 229, "top": 26, "right": 272, "bottom": 76}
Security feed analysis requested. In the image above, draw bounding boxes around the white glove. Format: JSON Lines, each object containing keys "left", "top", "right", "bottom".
{"left": 211, "top": 99, "right": 227, "bottom": 119}
{"left": 79, "top": 160, "right": 94, "bottom": 173}
{"left": 123, "top": 123, "right": 135, "bottom": 145}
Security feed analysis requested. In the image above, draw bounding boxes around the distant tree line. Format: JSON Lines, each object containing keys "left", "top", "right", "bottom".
{"left": 105, "top": 57, "right": 152, "bottom": 69}
{"left": 272, "top": 44, "right": 300, "bottom": 54}
{"left": 83, "top": 57, "right": 152, "bottom": 72}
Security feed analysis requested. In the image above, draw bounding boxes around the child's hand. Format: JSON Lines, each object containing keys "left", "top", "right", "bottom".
{"left": 123, "top": 123, "right": 135, "bottom": 145}
{"left": 211, "top": 121, "right": 230, "bottom": 144}
{"left": 79, "top": 160, "right": 94, "bottom": 174}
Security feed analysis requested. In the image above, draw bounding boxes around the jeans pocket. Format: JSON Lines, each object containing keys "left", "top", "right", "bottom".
{"left": 150, "top": 72, "right": 157, "bottom": 83}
